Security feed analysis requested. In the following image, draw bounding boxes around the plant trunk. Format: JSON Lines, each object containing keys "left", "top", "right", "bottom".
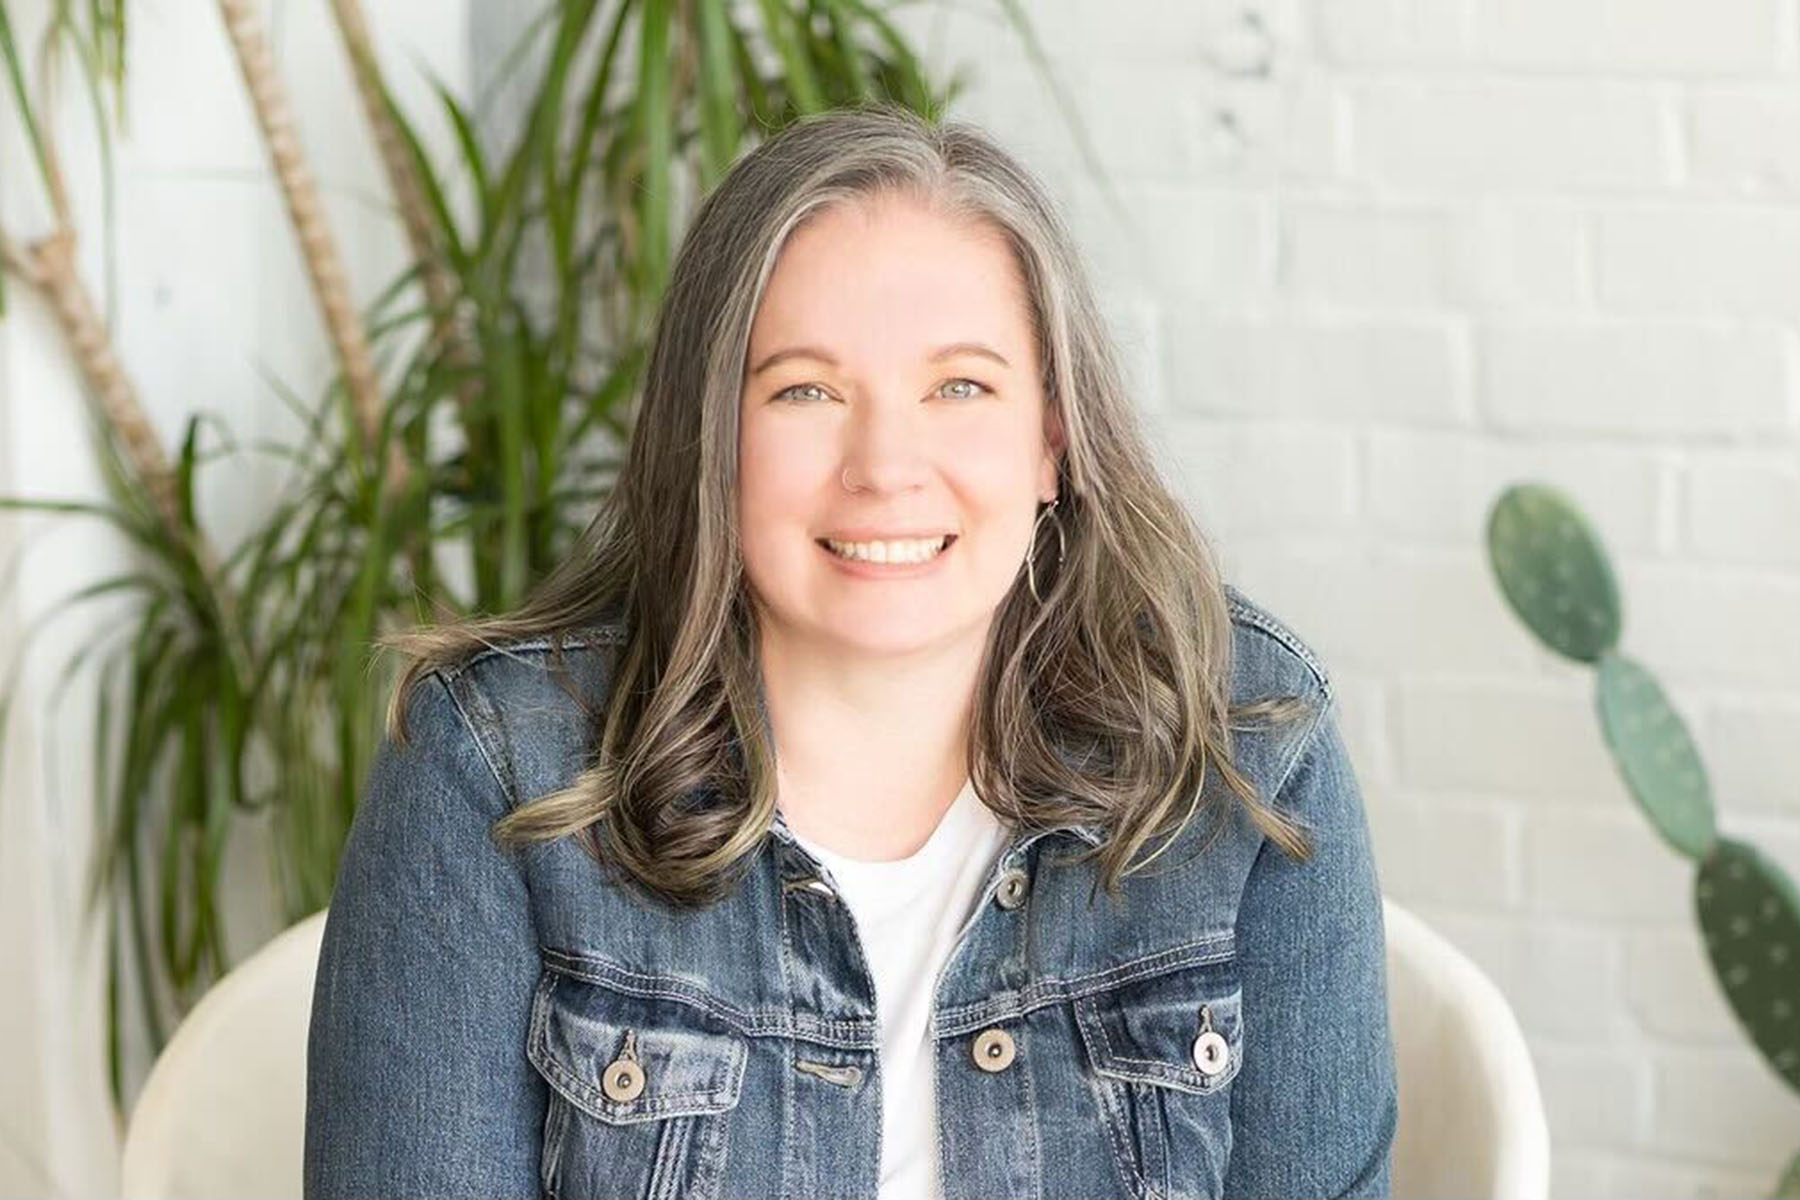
{"left": 325, "top": 0, "right": 473, "bottom": 376}
{"left": 214, "top": 0, "right": 409, "bottom": 497}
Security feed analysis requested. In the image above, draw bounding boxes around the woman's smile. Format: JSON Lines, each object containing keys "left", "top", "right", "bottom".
{"left": 815, "top": 533, "right": 958, "bottom": 578}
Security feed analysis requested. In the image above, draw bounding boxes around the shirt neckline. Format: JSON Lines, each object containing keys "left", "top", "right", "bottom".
{"left": 785, "top": 776, "right": 987, "bottom": 876}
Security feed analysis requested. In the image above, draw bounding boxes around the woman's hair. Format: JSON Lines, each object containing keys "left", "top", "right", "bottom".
{"left": 377, "top": 101, "right": 1316, "bottom": 911}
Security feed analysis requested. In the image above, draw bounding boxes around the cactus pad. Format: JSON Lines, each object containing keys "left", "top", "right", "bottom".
{"left": 1596, "top": 651, "right": 1715, "bottom": 861}
{"left": 1695, "top": 837, "right": 1800, "bottom": 1098}
{"left": 1485, "top": 483, "right": 1621, "bottom": 662}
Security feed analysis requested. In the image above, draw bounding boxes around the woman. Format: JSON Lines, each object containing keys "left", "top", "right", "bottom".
{"left": 303, "top": 103, "right": 1396, "bottom": 1200}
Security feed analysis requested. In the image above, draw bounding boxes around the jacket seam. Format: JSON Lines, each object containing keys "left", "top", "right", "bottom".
{"left": 435, "top": 623, "right": 629, "bottom": 683}
{"left": 1269, "top": 686, "right": 1336, "bottom": 810}
{"left": 1226, "top": 593, "right": 1332, "bottom": 702}
{"left": 430, "top": 668, "right": 518, "bottom": 809}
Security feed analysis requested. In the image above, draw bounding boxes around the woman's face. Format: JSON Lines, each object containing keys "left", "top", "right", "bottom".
{"left": 737, "top": 192, "right": 1063, "bottom": 661}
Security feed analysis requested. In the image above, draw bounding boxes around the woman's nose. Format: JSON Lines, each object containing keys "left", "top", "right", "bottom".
{"left": 839, "top": 401, "right": 931, "bottom": 493}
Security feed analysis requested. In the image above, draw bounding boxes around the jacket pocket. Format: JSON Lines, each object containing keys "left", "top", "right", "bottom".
{"left": 1073, "top": 953, "right": 1244, "bottom": 1200}
{"left": 527, "top": 965, "right": 748, "bottom": 1200}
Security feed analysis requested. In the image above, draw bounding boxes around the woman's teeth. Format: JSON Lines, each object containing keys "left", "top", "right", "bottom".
{"left": 822, "top": 535, "right": 950, "bottom": 564}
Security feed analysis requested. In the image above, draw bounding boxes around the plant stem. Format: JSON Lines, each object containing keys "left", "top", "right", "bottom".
{"left": 214, "top": 0, "right": 408, "bottom": 498}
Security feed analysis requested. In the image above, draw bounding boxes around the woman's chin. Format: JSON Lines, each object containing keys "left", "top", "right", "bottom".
{"left": 809, "top": 612, "right": 976, "bottom": 658}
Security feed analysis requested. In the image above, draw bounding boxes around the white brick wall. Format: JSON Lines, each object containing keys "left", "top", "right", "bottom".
{"left": 916, "top": 0, "right": 1800, "bottom": 1194}
{"left": 6, "top": 0, "right": 1796, "bottom": 1194}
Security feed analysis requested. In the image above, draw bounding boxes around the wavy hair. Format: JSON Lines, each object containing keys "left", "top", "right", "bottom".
{"left": 377, "top": 101, "right": 1316, "bottom": 910}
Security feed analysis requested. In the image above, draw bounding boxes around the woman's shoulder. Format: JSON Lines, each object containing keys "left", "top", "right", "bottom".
{"left": 1222, "top": 582, "right": 1333, "bottom": 710}
{"left": 410, "top": 621, "right": 631, "bottom": 804}
{"left": 430, "top": 621, "right": 630, "bottom": 683}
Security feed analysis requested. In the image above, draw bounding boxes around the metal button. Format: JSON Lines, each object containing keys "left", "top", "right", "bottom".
{"left": 972, "top": 1027, "right": 1016, "bottom": 1072}
{"left": 602, "top": 1057, "right": 645, "bottom": 1101}
{"left": 1192, "top": 1031, "right": 1230, "bottom": 1075}
{"left": 995, "top": 867, "right": 1030, "bottom": 910}
{"left": 602, "top": 1029, "right": 646, "bottom": 1101}
{"left": 1192, "top": 1003, "right": 1230, "bottom": 1077}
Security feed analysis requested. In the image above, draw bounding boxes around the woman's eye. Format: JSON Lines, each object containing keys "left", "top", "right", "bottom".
{"left": 775, "top": 379, "right": 993, "bottom": 403}
{"left": 940, "top": 378, "right": 994, "bottom": 400}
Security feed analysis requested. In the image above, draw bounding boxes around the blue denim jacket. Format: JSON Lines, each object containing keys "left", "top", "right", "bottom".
{"left": 303, "top": 584, "right": 1397, "bottom": 1200}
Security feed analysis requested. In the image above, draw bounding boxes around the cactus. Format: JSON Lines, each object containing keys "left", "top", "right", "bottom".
{"left": 1696, "top": 838, "right": 1800, "bottom": 1092}
{"left": 1596, "top": 651, "right": 1716, "bottom": 861}
{"left": 1485, "top": 481, "right": 1800, "bottom": 1198}
{"left": 1486, "top": 483, "right": 1622, "bottom": 663}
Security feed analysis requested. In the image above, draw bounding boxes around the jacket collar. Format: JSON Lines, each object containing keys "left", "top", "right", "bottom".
{"left": 766, "top": 802, "right": 1104, "bottom": 855}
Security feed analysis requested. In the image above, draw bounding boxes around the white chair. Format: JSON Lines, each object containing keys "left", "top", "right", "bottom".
{"left": 119, "top": 908, "right": 327, "bottom": 1200}
{"left": 1385, "top": 897, "right": 1551, "bottom": 1200}
{"left": 120, "top": 898, "right": 1550, "bottom": 1199}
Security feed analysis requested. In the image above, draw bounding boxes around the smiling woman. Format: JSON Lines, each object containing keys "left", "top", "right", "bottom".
{"left": 738, "top": 191, "right": 1067, "bottom": 835}
{"left": 303, "top": 102, "right": 1397, "bottom": 1200}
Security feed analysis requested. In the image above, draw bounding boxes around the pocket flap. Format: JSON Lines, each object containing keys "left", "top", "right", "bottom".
{"left": 1074, "top": 958, "right": 1245, "bottom": 1094}
{"left": 528, "top": 969, "right": 749, "bottom": 1124}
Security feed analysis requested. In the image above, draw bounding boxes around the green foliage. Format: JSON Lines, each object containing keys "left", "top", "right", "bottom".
{"left": 0, "top": 0, "right": 1109, "bottom": 1126}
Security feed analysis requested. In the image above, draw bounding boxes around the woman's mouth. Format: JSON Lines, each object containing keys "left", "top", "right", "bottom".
{"left": 815, "top": 534, "right": 957, "bottom": 576}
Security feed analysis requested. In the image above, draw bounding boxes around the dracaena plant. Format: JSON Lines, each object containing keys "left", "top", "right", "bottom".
{"left": 0, "top": 0, "right": 1113, "bottom": 1143}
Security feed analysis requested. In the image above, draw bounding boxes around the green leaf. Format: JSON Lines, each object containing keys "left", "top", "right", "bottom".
{"left": 0, "top": 4, "right": 56, "bottom": 194}
{"left": 174, "top": 414, "right": 202, "bottom": 533}
{"left": 381, "top": 83, "right": 469, "bottom": 274}
{"left": 1485, "top": 482, "right": 1622, "bottom": 663}
{"left": 693, "top": 0, "right": 741, "bottom": 187}
{"left": 817, "top": 0, "right": 875, "bottom": 103}
{"left": 1595, "top": 651, "right": 1715, "bottom": 860}
{"left": 1695, "top": 838, "right": 1800, "bottom": 1099}
{"left": 755, "top": 0, "right": 825, "bottom": 115}
{"left": 428, "top": 70, "right": 490, "bottom": 227}
{"left": 837, "top": 0, "right": 932, "bottom": 114}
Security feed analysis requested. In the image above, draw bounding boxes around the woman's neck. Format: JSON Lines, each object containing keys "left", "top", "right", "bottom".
{"left": 758, "top": 624, "right": 984, "bottom": 861}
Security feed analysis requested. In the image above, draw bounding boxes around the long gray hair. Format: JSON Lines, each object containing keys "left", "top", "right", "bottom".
{"left": 379, "top": 101, "right": 1315, "bottom": 910}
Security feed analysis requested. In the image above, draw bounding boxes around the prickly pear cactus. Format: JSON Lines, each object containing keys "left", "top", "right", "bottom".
{"left": 1485, "top": 480, "right": 1800, "bottom": 1183}
{"left": 1596, "top": 651, "right": 1715, "bottom": 861}
{"left": 1486, "top": 483, "right": 1621, "bottom": 663}
{"left": 1696, "top": 838, "right": 1800, "bottom": 1094}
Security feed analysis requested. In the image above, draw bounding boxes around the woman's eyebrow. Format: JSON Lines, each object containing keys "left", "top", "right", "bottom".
{"left": 747, "top": 341, "right": 1012, "bottom": 376}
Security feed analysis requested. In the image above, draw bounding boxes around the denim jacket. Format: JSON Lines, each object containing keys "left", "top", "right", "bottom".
{"left": 303, "top": 584, "right": 1397, "bottom": 1200}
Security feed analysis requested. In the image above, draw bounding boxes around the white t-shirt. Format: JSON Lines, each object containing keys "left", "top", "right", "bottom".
{"left": 781, "top": 777, "right": 1013, "bottom": 1200}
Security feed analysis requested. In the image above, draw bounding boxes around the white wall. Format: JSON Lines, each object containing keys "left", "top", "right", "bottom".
{"left": 895, "top": 0, "right": 1800, "bottom": 1195}
{"left": 7, "top": 0, "right": 1799, "bottom": 1196}
{"left": 0, "top": 0, "right": 468, "bottom": 1192}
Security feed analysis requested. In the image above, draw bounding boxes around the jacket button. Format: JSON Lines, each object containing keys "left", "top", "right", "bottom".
{"left": 994, "top": 867, "right": 1029, "bottom": 910}
{"left": 1192, "top": 1003, "right": 1230, "bottom": 1076}
{"left": 603, "top": 1056, "right": 646, "bottom": 1101}
{"left": 1192, "top": 1030, "right": 1230, "bottom": 1075}
{"left": 971, "top": 1027, "right": 1016, "bottom": 1072}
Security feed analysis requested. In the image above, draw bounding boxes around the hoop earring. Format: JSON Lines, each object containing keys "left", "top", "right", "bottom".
{"left": 1026, "top": 497, "right": 1065, "bottom": 604}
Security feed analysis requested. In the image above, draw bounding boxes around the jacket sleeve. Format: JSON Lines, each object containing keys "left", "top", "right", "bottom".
{"left": 1222, "top": 693, "right": 1399, "bottom": 1200}
{"left": 303, "top": 670, "right": 548, "bottom": 1200}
